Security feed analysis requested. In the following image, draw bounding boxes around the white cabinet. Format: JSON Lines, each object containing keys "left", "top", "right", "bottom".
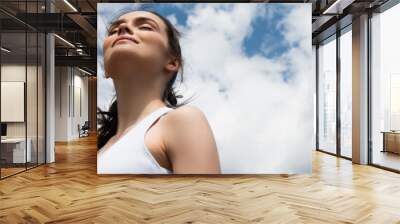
{"left": 1, "top": 138, "right": 32, "bottom": 163}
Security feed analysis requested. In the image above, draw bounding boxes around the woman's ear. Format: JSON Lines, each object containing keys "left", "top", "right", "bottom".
{"left": 164, "top": 57, "right": 180, "bottom": 74}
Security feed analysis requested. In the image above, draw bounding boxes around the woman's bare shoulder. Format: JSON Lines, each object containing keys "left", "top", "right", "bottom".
{"left": 158, "top": 105, "right": 220, "bottom": 174}
{"left": 165, "top": 105, "right": 206, "bottom": 123}
{"left": 161, "top": 105, "right": 218, "bottom": 169}
{"left": 161, "top": 105, "right": 211, "bottom": 138}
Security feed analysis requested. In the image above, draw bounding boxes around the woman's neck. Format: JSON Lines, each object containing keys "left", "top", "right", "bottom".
{"left": 113, "top": 77, "right": 166, "bottom": 136}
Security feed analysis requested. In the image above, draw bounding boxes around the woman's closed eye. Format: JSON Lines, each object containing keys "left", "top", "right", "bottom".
{"left": 107, "top": 27, "right": 118, "bottom": 36}
{"left": 108, "top": 25, "right": 153, "bottom": 36}
{"left": 139, "top": 25, "right": 154, "bottom": 31}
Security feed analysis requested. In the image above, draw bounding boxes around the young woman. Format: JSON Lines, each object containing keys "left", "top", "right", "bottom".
{"left": 97, "top": 10, "right": 221, "bottom": 174}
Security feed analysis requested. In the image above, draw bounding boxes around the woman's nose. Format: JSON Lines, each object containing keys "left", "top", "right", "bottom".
{"left": 118, "top": 23, "right": 133, "bottom": 35}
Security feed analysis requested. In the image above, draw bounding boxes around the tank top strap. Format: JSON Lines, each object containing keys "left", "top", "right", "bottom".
{"left": 139, "top": 106, "right": 174, "bottom": 174}
{"left": 140, "top": 106, "right": 173, "bottom": 134}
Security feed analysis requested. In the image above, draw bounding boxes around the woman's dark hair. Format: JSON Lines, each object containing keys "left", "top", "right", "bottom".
{"left": 97, "top": 9, "right": 185, "bottom": 149}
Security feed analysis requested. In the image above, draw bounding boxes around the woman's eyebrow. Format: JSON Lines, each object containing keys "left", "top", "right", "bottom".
{"left": 108, "top": 16, "right": 161, "bottom": 32}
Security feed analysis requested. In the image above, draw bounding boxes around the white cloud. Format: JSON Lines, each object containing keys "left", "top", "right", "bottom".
{"left": 97, "top": 3, "right": 313, "bottom": 174}
{"left": 278, "top": 4, "right": 311, "bottom": 51}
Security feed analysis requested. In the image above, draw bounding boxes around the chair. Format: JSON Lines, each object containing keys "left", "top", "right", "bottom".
{"left": 78, "top": 121, "right": 90, "bottom": 138}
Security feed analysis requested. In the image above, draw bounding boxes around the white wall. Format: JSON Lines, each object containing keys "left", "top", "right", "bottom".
{"left": 55, "top": 66, "right": 69, "bottom": 141}
{"left": 55, "top": 67, "right": 89, "bottom": 141}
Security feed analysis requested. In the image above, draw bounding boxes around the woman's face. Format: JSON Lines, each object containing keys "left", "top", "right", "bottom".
{"left": 103, "top": 11, "right": 170, "bottom": 80}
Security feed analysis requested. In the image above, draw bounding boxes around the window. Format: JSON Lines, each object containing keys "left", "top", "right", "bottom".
{"left": 317, "top": 36, "right": 337, "bottom": 154}
{"left": 0, "top": 1, "right": 46, "bottom": 179}
{"left": 370, "top": 2, "right": 400, "bottom": 171}
{"left": 339, "top": 27, "right": 352, "bottom": 158}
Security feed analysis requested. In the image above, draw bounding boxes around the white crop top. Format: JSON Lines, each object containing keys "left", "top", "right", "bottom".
{"left": 97, "top": 106, "right": 173, "bottom": 174}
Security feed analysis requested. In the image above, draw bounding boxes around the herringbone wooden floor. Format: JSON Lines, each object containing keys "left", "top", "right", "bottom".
{"left": 1, "top": 135, "right": 400, "bottom": 223}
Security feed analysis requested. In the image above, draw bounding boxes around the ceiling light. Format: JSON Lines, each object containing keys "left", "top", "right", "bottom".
{"left": 1, "top": 47, "right": 11, "bottom": 53}
{"left": 78, "top": 67, "right": 92, "bottom": 76}
{"left": 322, "top": 0, "right": 355, "bottom": 15}
{"left": 54, "top": 34, "right": 75, "bottom": 48}
{"left": 76, "top": 48, "right": 86, "bottom": 55}
{"left": 63, "top": 0, "right": 78, "bottom": 12}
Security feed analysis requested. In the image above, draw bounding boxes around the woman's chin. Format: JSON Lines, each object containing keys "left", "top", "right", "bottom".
{"left": 104, "top": 49, "right": 160, "bottom": 79}
{"left": 107, "top": 46, "right": 140, "bottom": 58}
{"left": 104, "top": 57, "right": 144, "bottom": 80}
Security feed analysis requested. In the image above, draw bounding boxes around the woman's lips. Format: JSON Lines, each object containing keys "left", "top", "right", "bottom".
{"left": 112, "top": 36, "right": 138, "bottom": 47}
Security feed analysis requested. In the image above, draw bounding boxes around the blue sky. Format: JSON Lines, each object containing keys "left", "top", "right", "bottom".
{"left": 97, "top": 3, "right": 313, "bottom": 174}
{"left": 98, "top": 3, "right": 293, "bottom": 63}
